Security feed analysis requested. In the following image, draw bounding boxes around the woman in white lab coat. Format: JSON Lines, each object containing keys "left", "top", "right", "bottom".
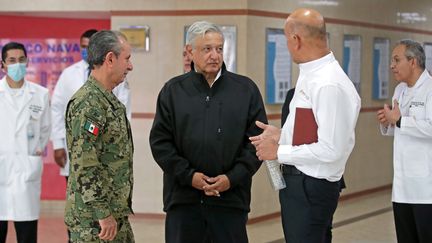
{"left": 378, "top": 39, "right": 432, "bottom": 243}
{"left": 0, "top": 42, "right": 50, "bottom": 243}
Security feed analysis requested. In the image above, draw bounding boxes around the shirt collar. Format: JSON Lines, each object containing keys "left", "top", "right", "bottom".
{"left": 210, "top": 69, "right": 222, "bottom": 87}
{"left": 87, "top": 76, "right": 122, "bottom": 108}
{"left": 190, "top": 62, "right": 226, "bottom": 88}
{"left": 411, "top": 70, "right": 431, "bottom": 89}
{"left": 299, "top": 52, "right": 335, "bottom": 73}
{"left": 2, "top": 78, "right": 27, "bottom": 94}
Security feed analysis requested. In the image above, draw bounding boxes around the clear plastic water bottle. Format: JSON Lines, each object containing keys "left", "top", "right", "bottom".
{"left": 265, "top": 160, "right": 286, "bottom": 190}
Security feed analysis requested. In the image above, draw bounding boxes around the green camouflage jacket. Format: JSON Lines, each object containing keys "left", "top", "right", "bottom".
{"left": 65, "top": 76, "right": 134, "bottom": 228}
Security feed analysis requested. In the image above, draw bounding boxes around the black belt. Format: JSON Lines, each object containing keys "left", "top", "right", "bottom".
{"left": 281, "top": 164, "right": 304, "bottom": 175}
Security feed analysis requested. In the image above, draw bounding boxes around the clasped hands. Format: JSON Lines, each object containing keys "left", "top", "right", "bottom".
{"left": 192, "top": 172, "right": 230, "bottom": 197}
{"left": 377, "top": 99, "right": 401, "bottom": 127}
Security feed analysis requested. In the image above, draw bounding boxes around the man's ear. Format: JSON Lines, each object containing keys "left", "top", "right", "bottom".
{"left": 186, "top": 44, "right": 193, "bottom": 56}
{"left": 410, "top": 57, "right": 417, "bottom": 68}
{"left": 105, "top": 51, "right": 114, "bottom": 66}
{"left": 293, "top": 34, "right": 301, "bottom": 50}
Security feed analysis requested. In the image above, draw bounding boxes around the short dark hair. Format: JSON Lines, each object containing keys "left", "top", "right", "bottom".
{"left": 1, "top": 42, "right": 27, "bottom": 68}
{"left": 81, "top": 29, "right": 98, "bottom": 39}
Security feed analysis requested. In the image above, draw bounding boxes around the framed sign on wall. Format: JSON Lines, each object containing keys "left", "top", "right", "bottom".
{"left": 265, "top": 28, "right": 292, "bottom": 104}
{"left": 372, "top": 37, "right": 390, "bottom": 100}
{"left": 119, "top": 25, "right": 150, "bottom": 52}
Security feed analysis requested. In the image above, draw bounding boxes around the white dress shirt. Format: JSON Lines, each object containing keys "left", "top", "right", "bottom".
{"left": 381, "top": 70, "right": 432, "bottom": 203}
{"left": 278, "top": 52, "right": 361, "bottom": 182}
{"left": 51, "top": 59, "right": 131, "bottom": 176}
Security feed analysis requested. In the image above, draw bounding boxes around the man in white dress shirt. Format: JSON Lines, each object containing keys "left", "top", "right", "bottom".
{"left": 51, "top": 29, "right": 131, "bottom": 179}
{"left": 250, "top": 8, "right": 360, "bottom": 242}
{"left": 377, "top": 39, "right": 432, "bottom": 243}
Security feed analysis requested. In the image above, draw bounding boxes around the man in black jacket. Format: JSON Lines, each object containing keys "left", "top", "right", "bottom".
{"left": 149, "top": 21, "right": 267, "bottom": 243}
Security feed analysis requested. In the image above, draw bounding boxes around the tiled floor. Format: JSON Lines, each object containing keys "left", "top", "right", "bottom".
{"left": 5, "top": 189, "right": 396, "bottom": 243}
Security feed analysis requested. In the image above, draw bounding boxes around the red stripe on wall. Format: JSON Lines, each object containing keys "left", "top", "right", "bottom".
{"left": 132, "top": 107, "right": 383, "bottom": 121}
{"left": 112, "top": 9, "right": 432, "bottom": 35}
{"left": 112, "top": 9, "right": 248, "bottom": 16}
{"left": 0, "top": 15, "right": 110, "bottom": 38}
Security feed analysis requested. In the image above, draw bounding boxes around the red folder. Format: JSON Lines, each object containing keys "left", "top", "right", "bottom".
{"left": 292, "top": 108, "right": 318, "bottom": 146}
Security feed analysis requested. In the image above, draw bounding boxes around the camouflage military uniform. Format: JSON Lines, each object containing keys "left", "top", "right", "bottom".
{"left": 65, "top": 76, "right": 134, "bottom": 242}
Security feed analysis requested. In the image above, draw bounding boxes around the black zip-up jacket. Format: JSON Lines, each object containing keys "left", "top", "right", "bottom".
{"left": 150, "top": 63, "right": 267, "bottom": 212}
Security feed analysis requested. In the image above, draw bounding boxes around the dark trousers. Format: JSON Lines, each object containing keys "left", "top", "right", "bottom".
{"left": 0, "top": 220, "right": 38, "bottom": 243}
{"left": 323, "top": 176, "right": 345, "bottom": 243}
{"left": 279, "top": 169, "right": 340, "bottom": 243}
{"left": 393, "top": 202, "right": 432, "bottom": 243}
{"left": 165, "top": 203, "right": 248, "bottom": 243}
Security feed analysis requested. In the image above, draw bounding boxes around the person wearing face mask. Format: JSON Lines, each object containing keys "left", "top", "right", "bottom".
{"left": 0, "top": 42, "right": 51, "bottom": 243}
{"left": 51, "top": 29, "right": 131, "bottom": 181}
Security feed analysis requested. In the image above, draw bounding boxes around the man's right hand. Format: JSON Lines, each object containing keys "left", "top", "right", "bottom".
{"left": 54, "top": 149, "right": 67, "bottom": 168}
{"left": 192, "top": 172, "right": 210, "bottom": 191}
{"left": 98, "top": 215, "right": 117, "bottom": 241}
{"left": 377, "top": 108, "right": 390, "bottom": 127}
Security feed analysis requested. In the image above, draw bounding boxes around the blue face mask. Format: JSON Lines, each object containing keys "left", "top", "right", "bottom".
{"left": 81, "top": 48, "right": 88, "bottom": 62}
{"left": 7, "top": 63, "right": 27, "bottom": 82}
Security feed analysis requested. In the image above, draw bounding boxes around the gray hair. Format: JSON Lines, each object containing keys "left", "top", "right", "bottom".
{"left": 397, "top": 39, "right": 425, "bottom": 70}
{"left": 88, "top": 30, "right": 127, "bottom": 69}
{"left": 186, "top": 21, "right": 224, "bottom": 49}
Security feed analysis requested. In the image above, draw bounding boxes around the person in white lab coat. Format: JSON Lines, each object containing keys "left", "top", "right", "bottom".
{"left": 51, "top": 29, "right": 131, "bottom": 178}
{"left": 0, "top": 42, "right": 51, "bottom": 243}
{"left": 377, "top": 39, "right": 432, "bottom": 243}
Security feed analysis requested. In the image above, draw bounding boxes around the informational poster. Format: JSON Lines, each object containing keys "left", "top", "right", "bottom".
{"left": 424, "top": 42, "right": 432, "bottom": 75}
{"left": 0, "top": 39, "right": 81, "bottom": 199}
{"left": 372, "top": 38, "right": 390, "bottom": 100}
{"left": 343, "top": 35, "right": 362, "bottom": 94}
{"left": 265, "top": 28, "right": 291, "bottom": 104}
{"left": 184, "top": 25, "right": 237, "bottom": 73}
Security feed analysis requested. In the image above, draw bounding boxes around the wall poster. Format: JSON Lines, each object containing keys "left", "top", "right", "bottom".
{"left": 265, "top": 28, "right": 292, "bottom": 104}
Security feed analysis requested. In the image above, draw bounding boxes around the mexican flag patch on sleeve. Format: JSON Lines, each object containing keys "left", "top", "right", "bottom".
{"left": 84, "top": 120, "right": 99, "bottom": 136}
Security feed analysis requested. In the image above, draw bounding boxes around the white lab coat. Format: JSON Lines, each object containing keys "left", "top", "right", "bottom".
{"left": 0, "top": 77, "right": 51, "bottom": 221}
{"left": 381, "top": 70, "right": 432, "bottom": 203}
{"left": 51, "top": 60, "right": 131, "bottom": 176}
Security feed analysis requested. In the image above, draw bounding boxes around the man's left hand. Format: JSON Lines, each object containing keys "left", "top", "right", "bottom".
{"left": 253, "top": 136, "right": 278, "bottom": 161}
{"left": 203, "top": 175, "right": 231, "bottom": 197}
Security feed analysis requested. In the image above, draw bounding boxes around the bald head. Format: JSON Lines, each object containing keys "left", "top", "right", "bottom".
{"left": 284, "top": 8, "right": 329, "bottom": 63}
{"left": 285, "top": 8, "right": 326, "bottom": 41}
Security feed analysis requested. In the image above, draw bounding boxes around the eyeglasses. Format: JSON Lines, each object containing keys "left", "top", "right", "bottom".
{"left": 391, "top": 56, "right": 414, "bottom": 65}
{"left": 3, "top": 57, "right": 28, "bottom": 65}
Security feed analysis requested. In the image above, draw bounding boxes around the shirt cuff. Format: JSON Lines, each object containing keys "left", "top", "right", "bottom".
{"left": 52, "top": 138, "right": 65, "bottom": 150}
{"left": 277, "top": 144, "right": 293, "bottom": 164}
{"left": 94, "top": 206, "right": 111, "bottom": 220}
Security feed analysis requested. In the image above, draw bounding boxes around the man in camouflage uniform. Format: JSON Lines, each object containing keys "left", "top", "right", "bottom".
{"left": 65, "top": 30, "right": 134, "bottom": 242}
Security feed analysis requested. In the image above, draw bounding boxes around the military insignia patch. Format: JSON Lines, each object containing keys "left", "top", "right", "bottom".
{"left": 84, "top": 120, "right": 99, "bottom": 136}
